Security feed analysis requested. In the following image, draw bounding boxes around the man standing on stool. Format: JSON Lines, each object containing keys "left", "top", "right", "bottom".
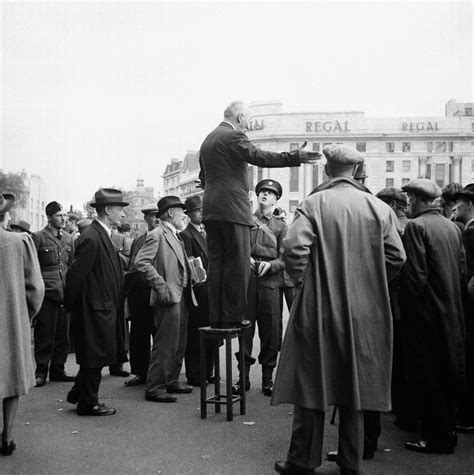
{"left": 233, "top": 179, "right": 286, "bottom": 397}
{"left": 32, "top": 201, "right": 75, "bottom": 387}
{"left": 198, "top": 101, "right": 320, "bottom": 329}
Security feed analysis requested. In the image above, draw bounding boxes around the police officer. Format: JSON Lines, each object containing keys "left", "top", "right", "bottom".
{"left": 233, "top": 179, "right": 287, "bottom": 397}
{"left": 32, "top": 201, "right": 75, "bottom": 387}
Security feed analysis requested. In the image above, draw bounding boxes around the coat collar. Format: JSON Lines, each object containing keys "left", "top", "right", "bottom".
{"left": 91, "top": 219, "right": 122, "bottom": 286}
{"left": 160, "top": 222, "right": 186, "bottom": 267}
{"left": 186, "top": 223, "right": 207, "bottom": 257}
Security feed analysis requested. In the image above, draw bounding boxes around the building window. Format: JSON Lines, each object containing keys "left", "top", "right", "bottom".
{"left": 435, "top": 142, "right": 446, "bottom": 153}
{"left": 427, "top": 142, "right": 433, "bottom": 152}
{"left": 290, "top": 143, "right": 299, "bottom": 151}
{"left": 386, "top": 142, "right": 395, "bottom": 153}
{"left": 386, "top": 178, "right": 394, "bottom": 187}
{"left": 247, "top": 166, "right": 254, "bottom": 190}
{"left": 402, "top": 160, "right": 411, "bottom": 173}
{"left": 402, "top": 178, "right": 410, "bottom": 186}
{"left": 356, "top": 142, "right": 366, "bottom": 152}
{"left": 448, "top": 141, "right": 454, "bottom": 152}
{"left": 472, "top": 123, "right": 474, "bottom": 132}
{"left": 402, "top": 142, "right": 411, "bottom": 152}
{"left": 289, "top": 200, "right": 299, "bottom": 213}
{"left": 289, "top": 168, "right": 299, "bottom": 192}
{"left": 257, "top": 167, "right": 263, "bottom": 182}
{"left": 466, "top": 108, "right": 473, "bottom": 116}
{"left": 312, "top": 164, "right": 319, "bottom": 189}
{"left": 386, "top": 160, "right": 394, "bottom": 172}
{"left": 435, "top": 163, "right": 445, "bottom": 188}
{"left": 312, "top": 143, "right": 320, "bottom": 152}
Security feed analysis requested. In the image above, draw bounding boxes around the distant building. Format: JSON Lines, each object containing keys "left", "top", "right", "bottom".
{"left": 123, "top": 178, "right": 158, "bottom": 237}
{"left": 162, "top": 151, "right": 202, "bottom": 201}
{"left": 162, "top": 159, "right": 183, "bottom": 196}
{"left": 15, "top": 173, "right": 48, "bottom": 232}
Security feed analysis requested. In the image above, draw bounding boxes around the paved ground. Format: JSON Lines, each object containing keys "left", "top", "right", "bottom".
{"left": 2, "top": 315, "right": 474, "bottom": 474}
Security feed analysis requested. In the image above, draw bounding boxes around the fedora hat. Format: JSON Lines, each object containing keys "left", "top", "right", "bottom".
{"left": 184, "top": 195, "right": 202, "bottom": 214}
{"left": 455, "top": 183, "right": 474, "bottom": 202}
{"left": 0, "top": 193, "right": 14, "bottom": 217}
{"left": 10, "top": 219, "right": 31, "bottom": 233}
{"left": 90, "top": 188, "right": 129, "bottom": 208}
{"left": 141, "top": 203, "right": 159, "bottom": 215}
{"left": 157, "top": 196, "right": 186, "bottom": 218}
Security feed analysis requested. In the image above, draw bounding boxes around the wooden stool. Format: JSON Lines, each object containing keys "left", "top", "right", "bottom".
{"left": 199, "top": 326, "right": 246, "bottom": 421}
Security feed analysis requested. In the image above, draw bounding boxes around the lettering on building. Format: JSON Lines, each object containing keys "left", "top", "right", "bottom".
{"left": 305, "top": 120, "right": 350, "bottom": 133}
{"left": 249, "top": 119, "right": 265, "bottom": 131}
{"left": 402, "top": 121, "right": 439, "bottom": 132}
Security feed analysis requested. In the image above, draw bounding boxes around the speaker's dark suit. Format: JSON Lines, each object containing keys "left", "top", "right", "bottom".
{"left": 180, "top": 223, "right": 215, "bottom": 384}
{"left": 123, "top": 232, "right": 156, "bottom": 378}
{"left": 199, "top": 121, "right": 302, "bottom": 324}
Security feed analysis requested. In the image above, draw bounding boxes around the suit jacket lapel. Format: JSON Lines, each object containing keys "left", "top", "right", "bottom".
{"left": 189, "top": 225, "right": 208, "bottom": 259}
{"left": 161, "top": 224, "right": 186, "bottom": 268}
{"left": 92, "top": 220, "right": 122, "bottom": 288}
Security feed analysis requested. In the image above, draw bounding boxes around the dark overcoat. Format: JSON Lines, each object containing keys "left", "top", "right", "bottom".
{"left": 64, "top": 220, "right": 126, "bottom": 368}
{"left": 401, "top": 209, "right": 465, "bottom": 393}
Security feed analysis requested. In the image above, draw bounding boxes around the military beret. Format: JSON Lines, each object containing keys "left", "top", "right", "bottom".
{"left": 376, "top": 187, "right": 407, "bottom": 206}
{"left": 141, "top": 202, "right": 159, "bottom": 215}
{"left": 455, "top": 183, "right": 474, "bottom": 202}
{"left": 255, "top": 179, "right": 283, "bottom": 200}
{"left": 402, "top": 179, "right": 441, "bottom": 200}
{"left": 45, "top": 201, "right": 63, "bottom": 216}
{"left": 323, "top": 144, "right": 364, "bottom": 167}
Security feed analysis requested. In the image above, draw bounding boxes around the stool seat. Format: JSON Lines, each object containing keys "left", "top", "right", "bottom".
{"left": 199, "top": 326, "right": 246, "bottom": 421}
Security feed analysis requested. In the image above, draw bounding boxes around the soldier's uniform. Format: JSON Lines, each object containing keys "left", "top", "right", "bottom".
{"left": 237, "top": 179, "right": 287, "bottom": 395}
{"left": 33, "top": 207, "right": 74, "bottom": 383}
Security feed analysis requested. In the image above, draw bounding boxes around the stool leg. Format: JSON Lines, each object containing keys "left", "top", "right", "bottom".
{"left": 214, "top": 340, "right": 221, "bottom": 414}
{"left": 200, "top": 332, "right": 207, "bottom": 419}
{"left": 238, "top": 332, "right": 246, "bottom": 415}
{"left": 226, "top": 334, "right": 233, "bottom": 421}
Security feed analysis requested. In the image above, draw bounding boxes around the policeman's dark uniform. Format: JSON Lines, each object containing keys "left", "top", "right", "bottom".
{"left": 236, "top": 179, "right": 287, "bottom": 395}
{"left": 32, "top": 201, "right": 74, "bottom": 383}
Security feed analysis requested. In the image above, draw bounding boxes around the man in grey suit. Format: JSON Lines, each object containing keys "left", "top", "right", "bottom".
{"left": 199, "top": 101, "right": 320, "bottom": 328}
{"left": 135, "top": 196, "right": 194, "bottom": 403}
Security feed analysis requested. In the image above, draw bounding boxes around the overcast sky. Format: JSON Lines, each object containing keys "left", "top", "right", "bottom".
{"left": 1, "top": 1, "right": 472, "bottom": 210}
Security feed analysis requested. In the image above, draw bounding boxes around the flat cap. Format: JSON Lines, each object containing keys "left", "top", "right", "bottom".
{"left": 402, "top": 179, "right": 441, "bottom": 200}
{"left": 45, "top": 201, "right": 63, "bottom": 216}
{"left": 10, "top": 219, "right": 31, "bottom": 233}
{"left": 141, "top": 202, "right": 159, "bottom": 215}
{"left": 255, "top": 179, "right": 283, "bottom": 200}
{"left": 323, "top": 144, "right": 364, "bottom": 167}
{"left": 376, "top": 187, "right": 407, "bottom": 206}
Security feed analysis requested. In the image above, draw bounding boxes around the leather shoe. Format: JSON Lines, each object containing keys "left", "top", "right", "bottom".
{"left": 274, "top": 460, "right": 314, "bottom": 474}
{"left": 66, "top": 390, "right": 79, "bottom": 405}
{"left": 262, "top": 380, "right": 273, "bottom": 397}
{"left": 232, "top": 380, "right": 250, "bottom": 395}
{"left": 109, "top": 367, "right": 130, "bottom": 377}
{"left": 124, "top": 375, "right": 146, "bottom": 387}
{"left": 405, "top": 440, "right": 454, "bottom": 454}
{"left": 49, "top": 373, "right": 76, "bottom": 382}
{"left": 145, "top": 393, "right": 177, "bottom": 403}
{"left": 167, "top": 383, "right": 193, "bottom": 394}
{"left": 211, "top": 320, "right": 252, "bottom": 329}
{"left": 35, "top": 376, "right": 46, "bottom": 387}
{"left": 1, "top": 440, "right": 16, "bottom": 456}
{"left": 77, "top": 403, "right": 116, "bottom": 416}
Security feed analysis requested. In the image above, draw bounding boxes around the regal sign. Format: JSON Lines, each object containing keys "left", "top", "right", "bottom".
{"left": 402, "top": 122, "right": 439, "bottom": 132}
{"left": 306, "top": 120, "right": 350, "bottom": 133}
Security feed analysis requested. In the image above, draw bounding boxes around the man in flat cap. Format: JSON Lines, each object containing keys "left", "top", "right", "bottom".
{"left": 123, "top": 203, "right": 160, "bottom": 387}
{"left": 199, "top": 101, "right": 321, "bottom": 329}
{"left": 179, "top": 195, "right": 216, "bottom": 386}
{"left": 400, "top": 179, "right": 464, "bottom": 453}
{"left": 10, "top": 219, "right": 32, "bottom": 234}
{"left": 32, "top": 201, "right": 75, "bottom": 387}
{"left": 439, "top": 183, "right": 464, "bottom": 227}
{"left": 376, "top": 187, "right": 409, "bottom": 235}
{"left": 273, "top": 144, "right": 406, "bottom": 475}
{"left": 453, "top": 183, "right": 474, "bottom": 433}
{"left": 233, "top": 179, "right": 287, "bottom": 397}
{"left": 65, "top": 188, "right": 129, "bottom": 416}
{"left": 135, "top": 196, "right": 194, "bottom": 403}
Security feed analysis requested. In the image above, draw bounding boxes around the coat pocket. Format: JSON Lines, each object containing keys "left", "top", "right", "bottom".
{"left": 38, "top": 246, "right": 58, "bottom": 267}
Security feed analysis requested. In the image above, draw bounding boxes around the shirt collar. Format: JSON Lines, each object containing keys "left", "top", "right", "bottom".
{"left": 96, "top": 218, "right": 112, "bottom": 238}
{"left": 161, "top": 220, "right": 178, "bottom": 237}
{"left": 222, "top": 120, "right": 236, "bottom": 130}
{"left": 191, "top": 222, "right": 203, "bottom": 233}
{"left": 48, "top": 224, "right": 62, "bottom": 237}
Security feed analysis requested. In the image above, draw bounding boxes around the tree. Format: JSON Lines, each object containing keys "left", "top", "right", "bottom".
{"left": 0, "top": 170, "right": 29, "bottom": 221}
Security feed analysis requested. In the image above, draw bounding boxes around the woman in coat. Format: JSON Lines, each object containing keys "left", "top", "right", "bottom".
{"left": 0, "top": 193, "right": 44, "bottom": 455}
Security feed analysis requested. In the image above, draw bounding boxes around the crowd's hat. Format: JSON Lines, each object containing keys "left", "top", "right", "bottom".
{"left": 255, "top": 179, "right": 283, "bottom": 199}
{"left": 67, "top": 212, "right": 81, "bottom": 221}
{"left": 455, "top": 183, "right": 474, "bottom": 202}
{"left": 0, "top": 193, "right": 14, "bottom": 217}
{"left": 376, "top": 187, "right": 407, "bottom": 206}
{"left": 323, "top": 144, "right": 364, "bottom": 167}
{"left": 10, "top": 219, "right": 31, "bottom": 233}
{"left": 354, "top": 163, "right": 368, "bottom": 180}
{"left": 45, "top": 201, "right": 63, "bottom": 216}
{"left": 441, "top": 182, "right": 463, "bottom": 200}
{"left": 184, "top": 195, "right": 202, "bottom": 214}
{"left": 156, "top": 196, "right": 186, "bottom": 218}
{"left": 141, "top": 203, "right": 159, "bottom": 215}
{"left": 90, "top": 188, "right": 129, "bottom": 208}
{"left": 402, "top": 179, "right": 441, "bottom": 200}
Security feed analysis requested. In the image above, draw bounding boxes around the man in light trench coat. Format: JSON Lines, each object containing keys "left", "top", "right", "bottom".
{"left": 272, "top": 144, "right": 406, "bottom": 475}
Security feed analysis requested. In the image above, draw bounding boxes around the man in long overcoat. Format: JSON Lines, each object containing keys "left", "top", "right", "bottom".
{"left": 401, "top": 179, "right": 465, "bottom": 454}
{"left": 198, "top": 101, "right": 320, "bottom": 328}
{"left": 272, "top": 145, "right": 406, "bottom": 475}
{"left": 64, "top": 188, "right": 128, "bottom": 416}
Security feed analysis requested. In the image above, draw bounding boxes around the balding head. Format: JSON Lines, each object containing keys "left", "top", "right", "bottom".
{"left": 223, "top": 101, "right": 251, "bottom": 132}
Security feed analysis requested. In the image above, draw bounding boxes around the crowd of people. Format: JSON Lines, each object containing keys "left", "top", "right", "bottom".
{"left": 0, "top": 102, "right": 472, "bottom": 475}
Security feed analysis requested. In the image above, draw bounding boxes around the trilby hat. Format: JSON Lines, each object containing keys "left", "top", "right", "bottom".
{"left": 90, "top": 188, "right": 129, "bottom": 208}
{"left": 184, "top": 195, "right": 202, "bottom": 214}
{"left": 10, "top": 219, "right": 31, "bottom": 233}
{"left": 156, "top": 196, "right": 186, "bottom": 218}
{"left": 455, "top": 183, "right": 474, "bottom": 202}
{"left": 141, "top": 202, "right": 159, "bottom": 215}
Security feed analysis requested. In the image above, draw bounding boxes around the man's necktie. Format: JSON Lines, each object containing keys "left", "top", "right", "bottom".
{"left": 56, "top": 230, "right": 61, "bottom": 240}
